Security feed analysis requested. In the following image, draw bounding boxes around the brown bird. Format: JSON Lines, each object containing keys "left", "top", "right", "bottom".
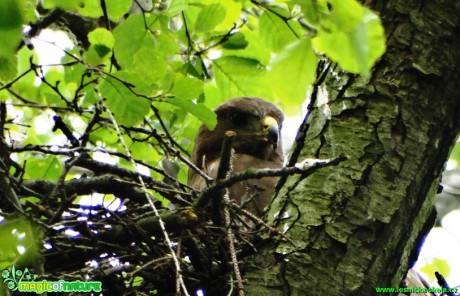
{"left": 188, "top": 97, "right": 284, "bottom": 216}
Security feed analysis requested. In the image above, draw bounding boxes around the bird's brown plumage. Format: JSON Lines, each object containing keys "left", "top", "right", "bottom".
{"left": 188, "top": 97, "right": 284, "bottom": 215}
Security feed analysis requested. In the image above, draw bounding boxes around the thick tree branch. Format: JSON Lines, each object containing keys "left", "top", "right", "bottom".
{"left": 19, "top": 175, "right": 184, "bottom": 205}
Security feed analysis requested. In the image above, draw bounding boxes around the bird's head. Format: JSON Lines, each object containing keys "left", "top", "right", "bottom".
{"left": 191, "top": 97, "right": 284, "bottom": 168}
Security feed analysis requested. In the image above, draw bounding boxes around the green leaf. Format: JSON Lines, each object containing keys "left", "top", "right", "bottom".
{"left": 449, "top": 141, "right": 460, "bottom": 166}
{"left": 313, "top": 0, "right": 385, "bottom": 75}
{"left": 77, "top": 0, "right": 103, "bottom": 18}
{"left": 222, "top": 32, "right": 248, "bottom": 50}
{"left": 194, "top": 4, "right": 226, "bottom": 33}
{"left": 130, "top": 142, "right": 160, "bottom": 162}
{"left": 161, "top": 98, "right": 216, "bottom": 130}
{"left": 222, "top": 30, "right": 271, "bottom": 65}
{"left": 88, "top": 28, "right": 115, "bottom": 49}
{"left": 165, "top": 0, "right": 189, "bottom": 17}
{"left": 100, "top": 73, "right": 150, "bottom": 126}
{"left": 132, "top": 46, "right": 170, "bottom": 90}
{"left": 0, "top": 0, "right": 23, "bottom": 58}
{"left": 0, "top": 55, "right": 18, "bottom": 82}
{"left": 47, "top": 0, "right": 78, "bottom": 10}
{"left": 259, "top": 10, "right": 297, "bottom": 52}
{"left": 8, "top": 48, "right": 39, "bottom": 102}
{"left": 132, "top": 276, "right": 144, "bottom": 287}
{"left": 106, "top": 0, "right": 131, "bottom": 22}
{"left": 38, "top": 69, "right": 71, "bottom": 106}
{"left": 0, "top": 216, "right": 43, "bottom": 270}
{"left": 114, "top": 14, "right": 159, "bottom": 69}
{"left": 18, "top": 0, "right": 37, "bottom": 23}
{"left": 170, "top": 74, "right": 204, "bottom": 100}
{"left": 213, "top": 56, "right": 272, "bottom": 100}
{"left": 420, "top": 257, "right": 450, "bottom": 283}
{"left": 0, "top": 0, "right": 23, "bottom": 29}
{"left": 24, "top": 156, "right": 62, "bottom": 180}
{"left": 269, "top": 38, "right": 317, "bottom": 115}
{"left": 294, "top": 0, "right": 328, "bottom": 26}
{"left": 212, "top": 0, "right": 242, "bottom": 31}
{"left": 86, "top": 28, "right": 114, "bottom": 64}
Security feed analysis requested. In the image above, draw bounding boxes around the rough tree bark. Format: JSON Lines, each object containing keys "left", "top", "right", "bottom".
{"left": 244, "top": 0, "right": 460, "bottom": 295}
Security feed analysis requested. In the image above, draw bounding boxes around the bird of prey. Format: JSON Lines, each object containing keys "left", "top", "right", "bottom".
{"left": 188, "top": 97, "right": 284, "bottom": 216}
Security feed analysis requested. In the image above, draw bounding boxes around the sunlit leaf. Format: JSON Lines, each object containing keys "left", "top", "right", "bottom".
{"left": 113, "top": 15, "right": 174, "bottom": 71}
{"left": 24, "top": 156, "right": 62, "bottom": 180}
{"left": 214, "top": 0, "right": 242, "bottom": 31}
{"left": 269, "top": 38, "right": 317, "bottom": 115}
{"left": 213, "top": 56, "right": 272, "bottom": 100}
{"left": 170, "top": 74, "right": 204, "bottom": 101}
{"left": 222, "top": 30, "right": 271, "bottom": 65}
{"left": 420, "top": 257, "right": 451, "bottom": 283}
{"left": 194, "top": 4, "right": 226, "bottom": 33}
{"left": 130, "top": 142, "right": 160, "bottom": 162}
{"left": 0, "top": 55, "right": 17, "bottom": 82}
{"left": 100, "top": 73, "right": 150, "bottom": 126}
{"left": 449, "top": 141, "right": 460, "bottom": 166}
{"left": 0, "top": 216, "right": 43, "bottom": 270}
{"left": 88, "top": 28, "right": 115, "bottom": 49}
{"left": 160, "top": 97, "right": 216, "bottom": 130}
{"left": 106, "top": 0, "right": 131, "bottom": 22}
{"left": 77, "top": 0, "right": 103, "bottom": 18}
{"left": 259, "top": 10, "right": 297, "bottom": 52}
{"left": 18, "top": 0, "right": 37, "bottom": 23}
{"left": 313, "top": 0, "right": 385, "bottom": 75}
{"left": 165, "top": 0, "right": 189, "bottom": 17}
{"left": 0, "top": 0, "right": 23, "bottom": 58}
{"left": 222, "top": 32, "right": 248, "bottom": 50}
{"left": 86, "top": 28, "right": 114, "bottom": 64}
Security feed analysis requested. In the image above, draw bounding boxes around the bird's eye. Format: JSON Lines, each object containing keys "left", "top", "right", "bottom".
{"left": 229, "top": 111, "right": 247, "bottom": 128}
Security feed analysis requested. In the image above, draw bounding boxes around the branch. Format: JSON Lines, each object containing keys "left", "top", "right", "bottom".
{"left": 19, "top": 175, "right": 178, "bottom": 205}
{"left": 194, "top": 131, "right": 236, "bottom": 213}
{"left": 52, "top": 115, "right": 79, "bottom": 147}
{"left": 287, "top": 60, "right": 332, "bottom": 167}
{"left": 12, "top": 145, "right": 193, "bottom": 196}
{"left": 0, "top": 158, "right": 24, "bottom": 212}
{"left": 124, "top": 125, "right": 212, "bottom": 184}
{"left": 196, "top": 156, "right": 348, "bottom": 208}
{"left": 98, "top": 207, "right": 202, "bottom": 242}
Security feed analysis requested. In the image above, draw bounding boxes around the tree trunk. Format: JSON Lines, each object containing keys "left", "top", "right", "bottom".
{"left": 244, "top": 0, "right": 460, "bottom": 295}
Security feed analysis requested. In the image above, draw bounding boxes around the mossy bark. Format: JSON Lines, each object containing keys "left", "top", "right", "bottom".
{"left": 244, "top": 0, "right": 460, "bottom": 295}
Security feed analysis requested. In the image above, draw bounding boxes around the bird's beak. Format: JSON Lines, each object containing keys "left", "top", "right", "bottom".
{"left": 262, "top": 116, "right": 279, "bottom": 145}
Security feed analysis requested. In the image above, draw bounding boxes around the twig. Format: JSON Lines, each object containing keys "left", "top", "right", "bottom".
{"left": 124, "top": 125, "right": 212, "bottom": 184}
{"left": 126, "top": 256, "right": 173, "bottom": 278}
{"left": 228, "top": 202, "right": 296, "bottom": 247}
{"left": 250, "top": 0, "right": 299, "bottom": 38}
{"left": 20, "top": 174, "right": 190, "bottom": 206}
{"left": 79, "top": 106, "right": 101, "bottom": 147}
{"left": 0, "top": 68, "right": 33, "bottom": 91}
{"left": 52, "top": 115, "right": 80, "bottom": 147}
{"left": 0, "top": 103, "right": 24, "bottom": 212}
{"left": 287, "top": 60, "right": 332, "bottom": 167}
{"left": 215, "top": 131, "right": 245, "bottom": 296}
{"left": 98, "top": 207, "right": 201, "bottom": 242}
{"left": 48, "top": 155, "right": 85, "bottom": 224}
{"left": 210, "top": 131, "right": 236, "bottom": 224}
{"left": 151, "top": 105, "right": 190, "bottom": 157}
{"left": 198, "top": 156, "right": 347, "bottom": 208}
{"left": 435, "top": 271, "right": 455, "bottom": 296}
{"left": 181, "top": 11, "right": 193, "bottom": 63}
{"left": 105, "top": 107, "right": 191, "bottom": 296}
{"left": 0, "top": 158, "right": 24, "bottom": 213}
